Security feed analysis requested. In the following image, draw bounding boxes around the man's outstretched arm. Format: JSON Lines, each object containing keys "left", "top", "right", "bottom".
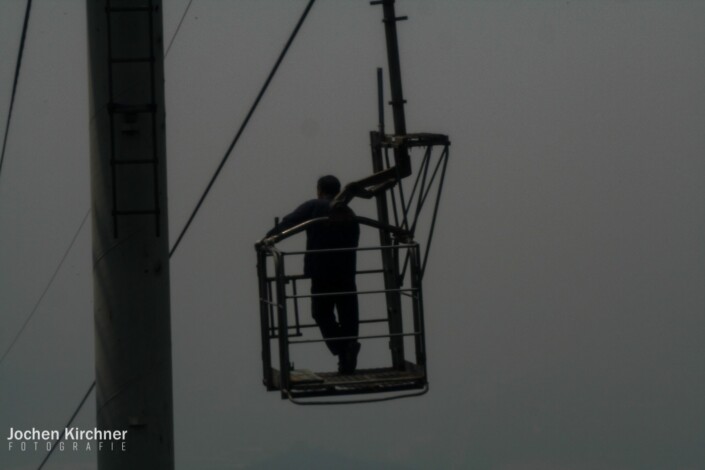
{"left": 266, "top": 199, "right": 317, "bottom": 237}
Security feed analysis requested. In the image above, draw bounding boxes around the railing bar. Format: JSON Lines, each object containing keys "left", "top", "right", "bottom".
{"left": 280, "top": 244, "right": 416, "bottom": 256}
{"left": 280, "top": 318, "right": 389, "bottom": 330}
{"left": 286, "top": 287, "right": 418, "bottom": 299}
{"left": 268, "top": 333, "right": 304, "bottom": 339}
{"left": 290, "top": 331, "right": 420, "bottom": 345}
{"left": 266, "top": 268, "right": 385, "bottom": 282}
{"left": 358, "top": 269, "right": 388, "bottom": 275}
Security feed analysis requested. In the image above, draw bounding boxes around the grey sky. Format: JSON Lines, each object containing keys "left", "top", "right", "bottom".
{"left": 1, "top": 1, "right": 704, "bottom": 469}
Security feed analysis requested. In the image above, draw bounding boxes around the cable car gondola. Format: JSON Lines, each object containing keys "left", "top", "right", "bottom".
{"left": 256, "top": 131, "right": 449, "bottom": 404}
{"left": 256, "top": 0, "right": 450, "bottom": 404}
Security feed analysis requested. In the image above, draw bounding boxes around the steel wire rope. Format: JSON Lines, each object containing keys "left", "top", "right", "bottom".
{"left": 35, "top": 2, "right": 317, "bottom": 468}
{"left": 36, "top": 381, "right": 95, "bottom": 470}
{"left": 0, "top": 0, "right": 33, "bottom": 182}
{"left": 165, "top": 0, "right": 195, "bottom": 57}
{"left": 0, "top": 208, "right": 90, "bottom": 366}
{"left": 169, "top": 0, "right": 317, "bottom": 257}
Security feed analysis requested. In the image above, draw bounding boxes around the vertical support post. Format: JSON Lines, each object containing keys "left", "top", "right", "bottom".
{"left": 380, "top": 0, "right": 406, "bottom": 134}
{"left": 372, "top": 0, "right": 411, "bottom": 369}
{"left": 87, "top": 1, "right": 174, "bottom": 469}
{"left": 257, "top": 249, "right": 273, "bottom": 389}
{"left": 371, "top": 131, "right": 406, "bottom": 369}
{"left": 377, "top": 0, "right": 410, "bottom": 176}
{"left": 377, "top": 67, "right": 385, "bottom": 135}
{"left": 409, "top": 244, "right": 426, "bottom": 377}
{"left": 274, "top": 253, "right": 291, "bottom": 397}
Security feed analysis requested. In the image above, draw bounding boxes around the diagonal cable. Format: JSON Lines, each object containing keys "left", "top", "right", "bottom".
{"left": 0, "top": 0, "right": 33, "bottom": 181}
{"left": 165, "top": 0, "right": 195, "bottom": 58}
{"left": 0, "top": 209, "right": 90, "bottom": 366}
{"left": 169, "top": 0, "right": 316, "bottom": 257}
{"left": 36, "top": 381, "right": 95, "bottom": 470}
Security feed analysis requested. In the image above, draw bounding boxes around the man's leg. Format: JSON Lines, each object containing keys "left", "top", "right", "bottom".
{"left": 336, "top": 285, "right": 360, "bottom": 373}
{"left": 311, "top": 280, "right": 343, "bottom": 356}
{"left": 336, "top": 290, "right": 359, "bottom": 345}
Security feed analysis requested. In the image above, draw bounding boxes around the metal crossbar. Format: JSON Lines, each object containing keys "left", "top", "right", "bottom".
{"left": 268, "top": 317, "right": 390, "bottom": 339}
{"left": 281, "top": 244, "right": 415, "bottom": 256}
{"left": 266, "top": 268, "right": 384, "bottom": 283}
{"left": 286, "top": 287, "right": 417, "bottom": 300}
{"left": 289, "top": 331, "right": 420, "bottom": 346}
{"left": 273, "top": 317, "right": 389, "bottom": 331}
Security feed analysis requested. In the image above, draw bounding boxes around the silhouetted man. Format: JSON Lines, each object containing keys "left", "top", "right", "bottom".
{"left": 267, "top": 175, "right": 361, "bottom": 374}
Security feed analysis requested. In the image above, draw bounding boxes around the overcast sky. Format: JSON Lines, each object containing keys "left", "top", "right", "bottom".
{"left": 1, "top": 1, "right": 704, "bottom": 469}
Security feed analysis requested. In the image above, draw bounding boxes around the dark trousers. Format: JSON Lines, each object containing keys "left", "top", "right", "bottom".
{"left": 310, "top": 278, "right": 359, "bottom": 356}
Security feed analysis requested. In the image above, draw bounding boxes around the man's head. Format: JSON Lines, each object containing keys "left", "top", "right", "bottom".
{"left": 317, "top": 175, "right": 341, "bottom": 199}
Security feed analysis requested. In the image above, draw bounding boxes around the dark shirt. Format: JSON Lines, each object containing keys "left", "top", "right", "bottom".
{"left": 268, "top": 198, "right": 359, "bottom": 281}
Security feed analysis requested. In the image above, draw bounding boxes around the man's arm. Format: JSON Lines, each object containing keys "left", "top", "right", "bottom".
{"left": 266, "top": 199, "right": 317, "bottom": 237}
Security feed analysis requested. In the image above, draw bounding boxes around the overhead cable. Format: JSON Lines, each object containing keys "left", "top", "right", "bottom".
{"left": 165, "top": 0, "right": 195, "bottom": 57}
{"left": 0, "top": 209, "right": 90, "bottom": 367}
{"left": 0, "top": 0, "right": 33, "bottom": 181}
{"left": 169, "top": 0, "right": 317, "bottom": 257}
{"left": 36, "top": 381, "right": 95, "bottom": 470}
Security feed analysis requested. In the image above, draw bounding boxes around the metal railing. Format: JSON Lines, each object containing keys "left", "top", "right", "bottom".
{"left": 256, "top": 216, "right": 427, "bottom": 398}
